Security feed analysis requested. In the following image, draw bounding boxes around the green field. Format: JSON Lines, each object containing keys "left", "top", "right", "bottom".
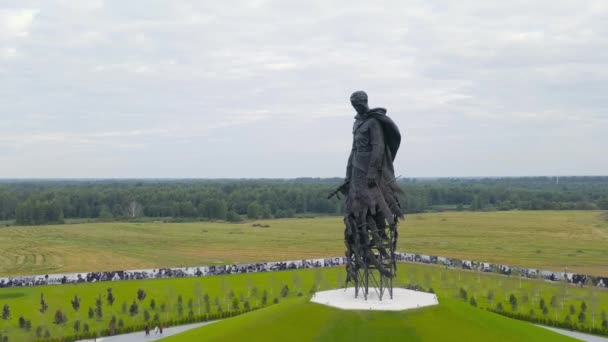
{"left": 1, "top": 262, "right": 608, "bottom": 341}
{"left": 1, "top": 211, "right": 607, "bottom": 277}
{"left": 164, "top": 297, "right": 576, "bottom": 342}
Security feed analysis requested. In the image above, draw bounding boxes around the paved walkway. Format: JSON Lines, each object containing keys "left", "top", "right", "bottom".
{"left": 76, "top": 321, "right": 217, "bottom": 342}
{"left": 75, "top": 317, "right": 608, "bottom": 342}
{"left": 537, "top": 325, "right": 608, "bottom": 342}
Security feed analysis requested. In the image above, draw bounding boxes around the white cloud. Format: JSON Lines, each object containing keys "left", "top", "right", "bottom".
{"left": 0, "top": 46, "right": 17, "bottom": 59}
{"left": 0, "top": 0, "right": 607, "bottom": 177}
{"left": 0, "top": 8, "right": 37, "bottom": 39}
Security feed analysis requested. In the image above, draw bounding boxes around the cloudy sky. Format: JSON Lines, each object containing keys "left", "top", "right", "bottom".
{"left": 1, "top": 1, "right": 606, "bottom": 178}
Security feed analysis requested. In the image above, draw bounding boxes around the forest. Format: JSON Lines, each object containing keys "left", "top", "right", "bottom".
{"left": 0, "top": 177, "right": 607, "bottom": 226}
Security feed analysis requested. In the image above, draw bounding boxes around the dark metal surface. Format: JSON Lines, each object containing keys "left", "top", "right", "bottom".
{"left": 341, "top": 91, "right": 403, "bottom": 300}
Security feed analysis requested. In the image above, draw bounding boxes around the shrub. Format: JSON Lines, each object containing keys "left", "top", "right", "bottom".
{"left": 509, "top": 294, "right": 517, "bottom": 311}
{"left": 1, "top": 304, "right": 9, "bottom": 320}
{"left": 469, "top": 297, "right": 477, "bottom": 307}
{"left": 281, "top": 285, "right": 289, "bottom": 298}
{"left": 459, "top": 288, "right": 468, "bottom": 301}
{"left": 130, "top": 300, "right": 139, "bottom": 316}
{"left": 137, "top": 289, "right": 147, "bottom": 302}
{"left": 54, "top": 309, "right": 67, "bottom": 324}
{"left": 71, "top": 295, "right": 81, "bottom": 312}
{"left": 578, "top": 311, "right": 586, "bottom": 324}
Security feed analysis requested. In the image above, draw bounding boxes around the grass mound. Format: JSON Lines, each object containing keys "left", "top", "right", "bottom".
{"left": 164, "top": 296, "right": 577, "bottom": 342}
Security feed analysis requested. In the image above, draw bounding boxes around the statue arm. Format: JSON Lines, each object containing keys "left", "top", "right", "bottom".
{"left": 345, "top": 141, "right": 354, "bottom": 181}
{"left": 367, "top": 119, "right": 385, "bottom": 184}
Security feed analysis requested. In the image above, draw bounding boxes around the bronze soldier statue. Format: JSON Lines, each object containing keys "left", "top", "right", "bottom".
{"left": 333, "top": 90, "right": 403, "bottom": 300}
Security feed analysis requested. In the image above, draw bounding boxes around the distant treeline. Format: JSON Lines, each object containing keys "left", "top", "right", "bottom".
{"left": 0, "top": 177, "right": 607, "bottom": 226}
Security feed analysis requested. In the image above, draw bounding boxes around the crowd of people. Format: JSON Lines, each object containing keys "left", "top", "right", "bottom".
{"left": 1, "top": 252, "right": 606, "bottom": 289}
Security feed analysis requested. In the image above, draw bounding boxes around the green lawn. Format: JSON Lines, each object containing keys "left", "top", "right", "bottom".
{"left": 0, "top": 211, "right": 607, "bottom": 277}
{"left": 164, "top": 297, "right": 577, "bottom": 342}
{"left": 1, "top": 262, "right": 607, "bottom": 341}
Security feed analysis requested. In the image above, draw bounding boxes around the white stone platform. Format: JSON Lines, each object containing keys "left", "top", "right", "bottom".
{"left": 310, "top": 287, "right": 439, "bottom": 311}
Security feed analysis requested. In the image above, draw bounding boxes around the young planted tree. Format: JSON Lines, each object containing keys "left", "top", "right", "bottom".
{"left": 1, "top": 304, "right": 10, "bottom": 320}
{"left": 469, "top": 297, "right": 477, "bottom": 307}
{"left": 53, "top": 309, "right": 67, "bottom": 324}
{"left": 129, "top": 300, "right": 139, "bottom": 317}
{"left": 137, "top": 289, "right": 147, "bottom": 302}
{"left": 203, "top": 294, "right": 211, "bottom": 314}
{"left": 88, "top": 307, "right": 94, "bottom": 319}
{"left": 459, "top": 288, "right": 468, "bottom": 301}
{"left": 149, "top": 299, "right": 156, "bottom": 311}
{"left": 36, "top": 326, "right": 43, "bottom": 338}
{"left": 186, "top": 297, "right": 194, "bottom": 317}
{"left": 570, "top": 304, "right": 576, "bottom": 315}
{"left": 509, "top": 294, "right": 518, "bottom": 312}
{"left": 232, "top": 297, "right": 240, "bottom": 311}
{"left": 550, "top": 295, "right": 558, "bottom": 321}
{"left": 40, "top": 293, "right": 48, "bottom": 314}
{"left": 578, "top": 311, "right": 586, "bottom": 325}
{"left": 143, "top": 310, "right": 150, "bottom": 322}
{"left": 95, "top": 294, "right": 103, "bottom": 320}
{"left": 70, "top": 295, "right": 81, "bottom": 312}
{"left": 108, "top": 318, "right": 117, "bottom": 335}
{"left": 542, "top": 306, "right": 549, "bottom": 318}
{"left": 281, "top": 285, "right": 289, "bottom": 298}
{"left": 177, "top": 295, "right": 184, "bottom": 317}
{"left": 73, "top": 320, "right": 80, "bottom": 333}
{"left": 262, "top": 290, "right": 268, "bottom": 306}
{"left": 106, "top": 288, "right": 115, "bottom": 307}
{"left": 539, "top": 298, "right": 546, "bottom": 311}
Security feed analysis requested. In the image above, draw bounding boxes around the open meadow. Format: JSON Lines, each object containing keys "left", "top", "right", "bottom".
{"left": 1, "top": 263, "right": 608, "bottom": 341}
{"left": 1, "top": 211, "right": 607, "bottom": 277}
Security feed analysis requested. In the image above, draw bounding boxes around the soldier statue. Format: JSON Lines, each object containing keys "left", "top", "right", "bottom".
{"left": 331, "top": 90, "right": 403, "bottom": 300}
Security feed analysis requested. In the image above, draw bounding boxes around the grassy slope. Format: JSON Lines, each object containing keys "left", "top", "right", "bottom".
{"left": 165, "top": 297, "right": 577, "bottom": 342}
{"left": 1, "top": 263, "right": 607, "bottom": 341}
{"left": 1, "top": 211, "right": 607, "bottom": 277}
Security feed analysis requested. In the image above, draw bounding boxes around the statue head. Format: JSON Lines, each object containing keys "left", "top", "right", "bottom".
{"left": 350, "top": 90, "right": 369, "bottom": 115}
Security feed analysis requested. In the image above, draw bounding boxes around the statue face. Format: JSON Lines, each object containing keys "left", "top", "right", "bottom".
{"left": 351, "top": 101, "right": 369, "bottom": 114}
{"left": 350, "top": 91, "right": 369, "bottom": 114}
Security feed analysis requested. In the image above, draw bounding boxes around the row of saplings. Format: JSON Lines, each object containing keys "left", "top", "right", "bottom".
{"left": 1, "top": 284, "right": 295, "bottom": 342}
{"left": 458, "top": 287, "right": 608, "bottom": 336}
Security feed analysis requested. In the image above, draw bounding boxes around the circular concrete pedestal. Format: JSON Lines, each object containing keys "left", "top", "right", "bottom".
{"left": 310, "top": 287, "right": 439, "bottom": 311}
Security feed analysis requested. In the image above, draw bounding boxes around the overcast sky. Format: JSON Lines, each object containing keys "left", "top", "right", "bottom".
{"left": 0, "top": 1, "right": 606, "bottom": 178}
